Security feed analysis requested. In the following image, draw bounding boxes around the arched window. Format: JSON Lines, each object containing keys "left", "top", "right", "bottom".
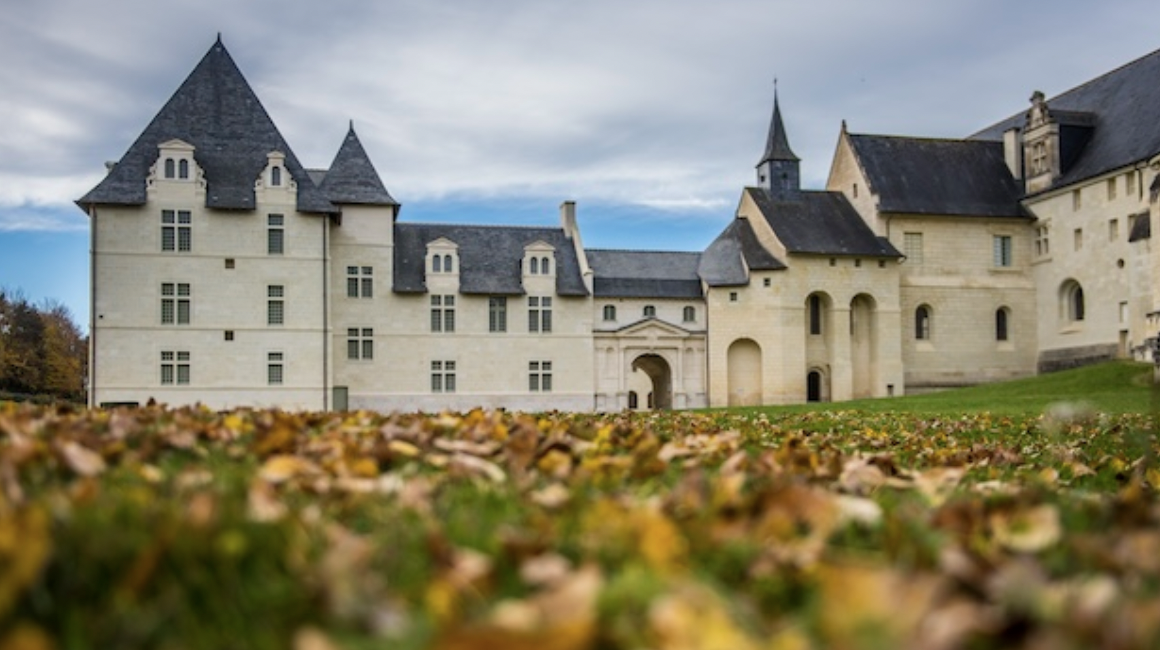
{"left": 996, "top": 308, "right": 1010, "bottom": 341}
{"left": 530, "top": 257, "right": 539, "bottom": 274}
{"left": 432, "top": 255, "right": 442, "bottom": 273}
{"left": 808, "top": 294, "right": 823, "bottom": 335}
{"left": 541, "top": 257, "right": 550, "bottom": 274}
{"left": 603, "top": 305, "right": 616, "bottom": 321}
{"left": 915, "top": 305, "right": 932, "bottom": 340}
{"left": 178, "top": 159, "right": 189, "bottom": 179}
{"left": 271, "top": 166, "right": 282, "bottom": 187}
{"left": 444, "top": 254, "right": 453, "bottom": 273}
{"left": 683, "top": 306, "right": 695, "bottom": 322}
{"left": 164, "top": 158, "right": 175, "bottom": 179}
{"left": 1062, "top": 280, "right": 1085, "bottom": 322}
{"left": 643, "top": 305, "right": 656, "bottom": 318}
{"left": 1072, "top": 287, "right": 1085, "bottom": 321}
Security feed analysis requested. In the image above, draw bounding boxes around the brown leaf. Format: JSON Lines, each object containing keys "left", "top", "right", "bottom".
{"left": 57, "top": 441, "right": 106, "bottom": 477}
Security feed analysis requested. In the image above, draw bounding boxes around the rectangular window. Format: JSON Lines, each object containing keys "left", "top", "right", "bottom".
{"left": 1035, "top": 225, "right": 1050, "bottom": 257}
{"left": 529, "top": 361, "right": 552, "bottom": 392}
{"left": 267, "top": 214, "right": 284, "bottom": 255}
{"left": 160, "top": 283, "right": 191, "bottom": 325}
{"left": 268, "top": 285, "right": 284, "bottom": 325}
{"left": 683, "top": 306, "right": 696, "bottom": 323}
{"left": 346, "top": 327, "right": 374, "bottom": 360}
{"left": 431, "top": 360, "right": 456, "bottom": 393}
{"left": 1107, "top": 178, "right": 1117, "bottom": 200}
{"left": 1127, "top": 172, "right": 1137, "bottom": 196}
{"left": 1072, "top": 189, "right": 1082, "bottom": 211}
{"left": 992, "top": 235, "right": 1012, "bottom": 267}
{"left": 431, "top": 295, "right": 455, "bottom": 332}
{"left": 489, "top": 297, "right": 507, "bottom": 332}
{"left": 1074, "top": 228, "right": 1083, "bottom": 251}
{"left": 1109, "top": 219, "right": 1120, "bottom": 241}
{"left": 903, "top": 232, "right": 923, "bottom": 264}
{"left": 161, "top": 210, "right": 191, "bottom": 252}
{"left": 160, "top": 351, "right": 190, "bottom": 385}
{"left": 346, "top": 266, "right": 373, "bottom": 298}
{"left": 268, "top": 352, "right": 284, "bottom": 385}
{"left": 528, "top": 296, "right": 552, "bottom": 333}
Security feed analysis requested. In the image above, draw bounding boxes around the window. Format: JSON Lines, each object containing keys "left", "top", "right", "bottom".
{"left": 603, "top": 305, "right": 616, "bottom": 321}
{"left": 683, "top": 306, "right": 696, "bottom": 323}
{"left": 1062, "top": 281, "right": 1085, "bottom": 323}
{"left": 528, "top": 297, "right": 552, "bottom": 332}
{"left": 346, "top": 266, "right": 373, "bottom": 298}
{"left": 1109, "top": 219, "right": 1120, "bottom": 241}
{"left": 643, "top": 305, "right": 656, "bottom": 318}
{"left": 1035, "top": 225, "right": 1050, "bottom": 257}
{"left": 904, "top": 232, "right": 923, "bottom": 264}
{"left": 1072, "top": 189, "right": 1082, "bottom": 211}
{"left": 530, "top": 257, "right": 539, "bottom": 274}
{"left": 431, "top": 254, "right": 454, "bottom": 273}
{"left": 225, "top": 258, "right": 235, "bottom": 269}
{"left": 729, "top": 292, "right": 738, "bottom": 302}
{"left": 1127, "top": 172, "right": 1137, "bottom": 196}
{"left": 529, "top": 361, "right": 552, "bottom": 392}
{"left": 996, "top": 308, "right": 1009, "bottom": 342}
{"left": 267, "top": 214, "right": 284, "bottom": 255}
{"left": 993, "top": 235, "right": 1013, "bottom": 267}
{"left": 347, "top": 328, "right": 373, "bottom": 360}
{"left": 808, "top": 294, "right": 822, "bottom": 335}
{"left": 431, "top": 295, "right": 455, "bottom": 332}
{"left": 489, "top": 297, "right": 507, "bottom": 333}
{"left": 161, "top": 283, "right": 191, "bottom": 325}
{"left": 1030, "top": 142, "right": 1048, "bottom": 175}
{"left": 1107, "top": 178, "right": 1117, "bottom": 200}
{"left": 433, "top": 255, "right": 442, "bottom": 273}
{"left": 267, "top": 285, "right": 284, "bottom": 325}
{"left": 852, "top": 183, "right": 859, "bottom": 198}
{"left": 160, "top": 351, "right": 190, "bottom": 385}
{"left": 161, "top": 210, "right": 191, "bottom": 252}
{"left": 1074, "top": 228, "right": 1083, "bottom": 251}
{"left": 915, "top": 305, "right": 932, "bottom": 340}
{"left": 178, "top": 159, "right": 189, "bottom": 179}
{"left": 854, "top": 259, "right": 862, "bottom": 268}
{"left": 763, "top": 277, "right": 771, "bottom": 287}
{"left": 271, "top": 166, "right": 282, "bottom": 187}
{"left": 164, "top": 158, "right": 175, "bottom": 179}
{"left": 224, "top": 330, "right": 234, "bottom": 342}
{"left": 431, "top": 360, "right": 456, "bottom": 393}
{"left": 267, "top": 352, "right": 284, "bottom": 385}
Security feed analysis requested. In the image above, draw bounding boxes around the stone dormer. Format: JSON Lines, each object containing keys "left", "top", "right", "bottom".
{"left": 1022, "top": 91, "right": 1096, "bottom": 194}
{"left": 522, "top": 241, "right": 557, "bottom": 281}
{"left": 147, "top": 140, "right": 206, "bottom": 199}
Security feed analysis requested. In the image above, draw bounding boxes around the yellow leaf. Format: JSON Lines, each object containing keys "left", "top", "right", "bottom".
{"left": 57, "top": 441, "right": 106, "bottom": 477}
{"left": 258, "top": 455, "right": 319, "bottom": 484}
{"left": 991, "top": 504, "right": 1062, "bottom": 553}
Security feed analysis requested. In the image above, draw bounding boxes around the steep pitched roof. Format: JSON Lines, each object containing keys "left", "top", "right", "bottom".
{"left": 746, "top": 188, "right": 901, "bottom": 257}
{"left": 319, "top": 124, "right": 398, "bottom": 206}
{"left": 698, "top": 217, "right": 785, "bottom": 287}
{"left": 971, "top": 46, "right": 1160, "bottom": 192}
{"left": 392, "top": 223, "right": 589, "bottom": 296}
{"left": 847, "top": 134, "right": 1025, "bottom": 218}
{"left": 586, "top": 250, "right": 703, "bottom": 299}
{"left": 758, "top": 93, "right": 799, "bottom": 165}
{"left": 78, "top": 37, "right": 333, "bottom": 214}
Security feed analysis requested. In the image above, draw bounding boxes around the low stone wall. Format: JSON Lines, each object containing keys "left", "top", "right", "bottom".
{"left": 1037, "top": 344, "right": 1120, "bottom": 374}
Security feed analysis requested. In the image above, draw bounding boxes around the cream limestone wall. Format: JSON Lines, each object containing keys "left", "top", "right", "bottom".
{"left": 885, "top": 214, "right": 1038, "bottom": 390}
{"left": 826, "top": 131, "right": 883, "bottom": 235}
{"left": 593, "top": 298, "right": 706, "bottom": 332}
{"left": 593, "top": 320, "right": 708, "bottom": 411}
{"left": 91, "top": 152, "right": 329, "bottom": 410}
{"left": 1025, "top": 165, "right": 1157, "bottom": 370}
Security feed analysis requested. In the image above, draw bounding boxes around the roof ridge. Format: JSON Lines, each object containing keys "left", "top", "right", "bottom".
{"left": 848, "top": 132, "right": 998, "bottom": 146}
{"left": 587, "top": 248, "right": 701, "bottom": 255}
{"left": 397, "top": 221, "right": 564, "bottom": 231}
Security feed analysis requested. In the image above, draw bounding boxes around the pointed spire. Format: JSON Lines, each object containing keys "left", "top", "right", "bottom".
{"left": 319, "top": 124, "right": 398, "bottom": 207}
{"left": 759, "top": 88, "right": 799, "bottom": 165}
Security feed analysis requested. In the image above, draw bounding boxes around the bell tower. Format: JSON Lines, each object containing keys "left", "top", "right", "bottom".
{"left": 756, "top": 86, "right": 801, "bottom": 200}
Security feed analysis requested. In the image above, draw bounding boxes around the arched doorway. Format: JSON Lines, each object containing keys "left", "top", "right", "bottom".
{"left": 632, "top": 354, "right": 672, "bottom": 410}
{"left": 807, "top": 370, "right": 822, "bottom": 402}
{"left": 727, "top": 339, "right": 763, "bottom": 406}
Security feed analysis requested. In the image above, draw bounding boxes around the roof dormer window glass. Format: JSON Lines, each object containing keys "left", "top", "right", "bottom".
{"left": 271, "top": 165, "right": 282, "bottom": 187}
{"left": 178, "top": 159, "right": 189, "bottom": 180}
{"left": 164, "top": 158, "right": 175, "bottom": 179}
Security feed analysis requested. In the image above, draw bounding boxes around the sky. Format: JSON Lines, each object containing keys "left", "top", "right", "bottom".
{"left": 2, "top": 0, "right": 1158, "bottom": 329}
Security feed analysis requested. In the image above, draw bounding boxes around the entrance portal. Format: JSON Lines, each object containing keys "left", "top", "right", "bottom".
{"left": 632, "top": 354, "right": 673, "bottom": 410}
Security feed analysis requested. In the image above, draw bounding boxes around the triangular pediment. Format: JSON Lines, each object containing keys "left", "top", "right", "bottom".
{"left": 607, "top": 318, "right": 696, "bottom": 338}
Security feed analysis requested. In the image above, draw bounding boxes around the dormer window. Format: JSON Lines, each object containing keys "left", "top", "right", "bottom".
{"left": 522, "top": 242, "right": 556, "bottom": 279}
{"left": 1030, "top": 142, "right": 1048, "bottom": 175}
{"left": 426, "top": 239, "right": 459, "bottom": 276}
{"left": 271, "top": 165, "right": 282, "bottom": 187}
{"left": 432, "top": 254, "right": 454, "bottom": 273}
{"left": 164, "top": 158, "right": 176, "bottom": 179}
{"left": 178, "top": 159, "right": 189, "bottom": 179}
{"left": 154, "top": 140, "right": 197, "bottom": 185}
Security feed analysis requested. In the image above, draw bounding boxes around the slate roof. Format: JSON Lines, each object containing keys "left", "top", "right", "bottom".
{"left": 393, "top": 223, "right": 588, "bottom": 296}
{"left": 586, "top": 250, "right": 703, "bottom": 299}
{"left": 746, "top": 188, "right": 902, "bottom": 257}
{"left": 319, "top": 125, "right": 398, "bottom": 206}
{"left": 846, "top": 134, "right": 1025, "bottom": 218}
{"left": 971, "top": 46, "right": 1160, "bottom": 193}
{"left": 698, "top": 217, "right": 786, "bottom": 287}
{"left": 78, "top": 37, "right": 333, "bottom": 214}
{"left": 759, "top": 94, "right": 799, "bottom": 164}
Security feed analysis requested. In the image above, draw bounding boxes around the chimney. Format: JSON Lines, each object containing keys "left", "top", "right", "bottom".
{"left": 1003, "top": 127, "right": 1022, "bottom": 180}
{"left": 560, "top": 200, "right": 577, "bottom": 239}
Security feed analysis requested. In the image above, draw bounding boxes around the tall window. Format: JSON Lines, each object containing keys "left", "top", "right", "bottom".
{"left": 1109, "top": 219, "right": 1120, "bottom": 241}
{"left": 643, "top": 305, "right": 656, "bottom": 318}
{"left": 347, "top": 328, "right": 373, "bottom": 360}
{"left": 161, "top": 283, "right": 191, "bottom": 325}
{"left": 431, "top": 360, "right": 456, "bottom": 393}
{"left": 179, "top": 159, "right": 189, "bottom": 179}
{"left": 603, "top": 305, "right": 616, "bottom": 321}
{"left": 161, "top": 210, "right": 191, "bottom": 252}
{"left": 528, "top": 297, "right": 552, "bottom": 333}
{"left": 996, "top": 308, "right": 1010, "bottom": 342}
{"left": 347, "top": 266, "right": 373, "bottom": 298}
{"left": 903, "top": 232, "right": 923, "bottom": 264}
{"left": 160, "top": 351, "right": 190, "bottom": 385}
{"left": 1127, "top": 172, "right": 1137, "bottom": 196}
{"left": 270, "top": 166, "right": 282, "bottom": 187}
{"left": 915, "top": 305, "right": 932, "bottom": 340}
{"left": 529, "top": 361, "right": 552, "bottom": 392}
{"left": 267, "top": 352, "right": 284, "bottom": 385}
{"left": 1030, "top": 142, "right": 1048, "bottom": 175}
{"left": 1064, "top": 282, "right": 1085, "bottom": 322}
{"left": 1107, "top": 177, "right": 1117, "bottom": 200}
{"left": 431, "top": 295, "right": 455, "bottom": 332}
{"left": 683, "top": 306, "right": 696, "bottom": 323}
{"left": 1072, "top": 189, "right": 1082, "bottom": 211}
{"left": 1074, "top": 228, "right": 1083, "bottom": 251}
{"left": 267, "top": 214, "right": 284, "bottom": 255}
{"left": 808, "top": 294, "right": 822, "bottom": 335}
{"left": 432, "top": 254, "right": 454, "bottom": 273}
{"left": 530, "top": 257, "right": 539, "bottom": 274}
{"left": 267, "top": 285, "right": 284, "bottom": 325}
{"left": 1035, "top": 225, "right": 1050, "bottom": 257}
{"left": 164, "top": 158, "right": 175, "bottom": 179}
{"left": 993, "top": 235, "right": 1013, "bottom": 267}
{"left": 489, "top": 297, "right": 507, "bottom": 333}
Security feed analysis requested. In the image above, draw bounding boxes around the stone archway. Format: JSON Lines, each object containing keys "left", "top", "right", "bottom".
{"left": 632, "top": 353, "right": 672, "bottom": 410}
{"left": 727, "top": 338, "right": 763, "bottom": 407}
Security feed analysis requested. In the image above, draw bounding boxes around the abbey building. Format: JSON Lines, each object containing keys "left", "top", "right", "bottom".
{"left": 80, "top": 38, "right": 1160, "bottom": 411}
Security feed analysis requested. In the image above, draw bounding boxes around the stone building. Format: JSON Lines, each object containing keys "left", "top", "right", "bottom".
{"left": 79, "top": 38, "right": 1160, "bottom": 411}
